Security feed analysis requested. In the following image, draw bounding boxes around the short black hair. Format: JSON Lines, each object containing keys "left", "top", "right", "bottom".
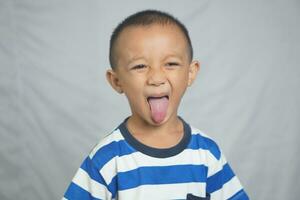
{"left": 109, "top": 9, "right": 193, "bottom": 69}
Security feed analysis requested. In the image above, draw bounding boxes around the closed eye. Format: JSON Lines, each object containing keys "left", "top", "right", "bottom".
{"left": 166, "top": 62, "right": 180, "bottom": 67}
{"left": 132, "top": 64, "right": 147, "bottom": 70}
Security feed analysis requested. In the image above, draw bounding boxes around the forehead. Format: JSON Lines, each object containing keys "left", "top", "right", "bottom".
{"left": 114, "top": 24, "right": 189, "bottom": 63}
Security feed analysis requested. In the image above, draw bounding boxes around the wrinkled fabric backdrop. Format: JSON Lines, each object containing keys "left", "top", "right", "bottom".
{"left": 0, "top": 0, "right": 299, "bottom": 199}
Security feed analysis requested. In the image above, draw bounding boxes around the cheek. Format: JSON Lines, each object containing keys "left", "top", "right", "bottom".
{"left": 122, "top": 76, "right": 144, "bottom": 92}
{"left": 169, "top": 73, "right": 189, "bottom": 103}
{"left": 170, "top": 71, "right": 189, "bottom": 88}
{"left": 123, "top": 83, "right": 146, "bottom": 107}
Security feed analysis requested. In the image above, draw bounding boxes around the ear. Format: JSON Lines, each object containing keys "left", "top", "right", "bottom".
{"left": 106, "top": 69, "right": 123, "bottom": 94}
{"left": 188, "top": 60, "right": 200, "bottom": 86}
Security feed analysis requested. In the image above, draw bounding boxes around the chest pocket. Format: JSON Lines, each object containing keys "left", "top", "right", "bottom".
{"left": 186, "top": 193, "right": 210, "bottom": 200}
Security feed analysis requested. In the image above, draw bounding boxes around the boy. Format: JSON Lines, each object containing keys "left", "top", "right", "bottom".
{"left": 63, "top": 10, "right": 249, "bottom": 200}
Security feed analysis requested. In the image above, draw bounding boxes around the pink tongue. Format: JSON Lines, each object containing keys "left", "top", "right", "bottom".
{"left": 148, "top": 96, "right": 169, "bottom": 123}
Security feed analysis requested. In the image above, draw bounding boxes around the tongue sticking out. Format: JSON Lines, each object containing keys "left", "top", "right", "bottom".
{"left": 148, "top": 96, "right": 169, "bottom": 124}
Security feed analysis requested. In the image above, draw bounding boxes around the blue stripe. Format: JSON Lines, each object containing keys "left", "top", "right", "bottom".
{"left": 80, "top": 157, "right": 107, "bottom": 187}
{"left": 91, "top": 133, "right": 221, "bottom": 174}
{"left": 91, "top": 132, "right": 221, "bottom": 175}
{"left": 206, "top": 163, "right": 235, "bottom": 193}
{"left": 228, "top": 189, "right": 249, "bottom": 200}
{"left": 107, "top": 176, "right": 118, "bottom": 199}
{"left": 64, "top": 182, "right": 101, "bottom": 200}
{"left": 188, "top": 134, "right": 221, "bottom": 160}
{"left": 91, "top": 140, "right": 136, "bottom": 170}
{"left": 110, "top": 164, "right": 208, "bottom": 191}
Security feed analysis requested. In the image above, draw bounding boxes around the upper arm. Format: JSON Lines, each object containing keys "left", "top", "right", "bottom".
{"left": 206, "top": 146, "right": 249, "bottom": 200}
{"left": 63, "top": 157, "right": 112, "bottom": 200}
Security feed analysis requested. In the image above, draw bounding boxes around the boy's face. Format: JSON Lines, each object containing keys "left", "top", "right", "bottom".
{"left": 107, "top": 24, "right": 199, "bottom": 126}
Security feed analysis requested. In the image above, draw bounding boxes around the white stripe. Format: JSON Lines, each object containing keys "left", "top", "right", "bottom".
{"left": 207, "top": 153, "right": 227, "bottom": 177}
{"left": 90, "top": 125, "right": 207, "bottom": 160}
{"left": 190, "top": 126, "right": 219, "bottom": 146}
{"left": 89, "top": 129, "right": 124, "bottom": 158}
{"left": 190, "top": 126, "right": 210, "bottom": 137}
{"left": 61, "top": 197, "right": 68, "bottom": 200}
{"left": 118, "top": 182, "right": 206, "bottom": 200}
{"left": 101, "top": 148, "right": 217, "bottom": 185}
{"left": 210, "top": 176, "right": 243, "bottom": 200}
{"left": 72, "top": 168, "right": 112, "bottom": 199}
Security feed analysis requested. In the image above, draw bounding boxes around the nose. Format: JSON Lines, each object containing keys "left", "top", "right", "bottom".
{"left": 147, "top": 66, "right": 166, "bottom": 86}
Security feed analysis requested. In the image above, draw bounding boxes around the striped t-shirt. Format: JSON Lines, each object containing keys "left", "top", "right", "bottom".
{"left": 63, "top": 117, "right": 249, "bottom": 200}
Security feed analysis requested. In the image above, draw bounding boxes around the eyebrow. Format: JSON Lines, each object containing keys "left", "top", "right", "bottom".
{"left": 126, "top": 56, "right": 145, "bottom": 66}
{"left": 167, "top": 54, "right": 182, "bottom": 58}
{"left": 163, "top": 54, "right": 184, "bottom": 61}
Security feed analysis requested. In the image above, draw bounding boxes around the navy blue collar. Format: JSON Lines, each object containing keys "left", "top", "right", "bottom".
{"left": 119, "top": 116, "right": 191, "bottom": 158}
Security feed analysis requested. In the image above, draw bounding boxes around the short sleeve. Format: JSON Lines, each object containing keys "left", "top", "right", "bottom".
{"left": 63, "top": 156, "right": 112, "bottom": 200}
{"left": 205, "top": 144, "right": 249, "bottom": 200}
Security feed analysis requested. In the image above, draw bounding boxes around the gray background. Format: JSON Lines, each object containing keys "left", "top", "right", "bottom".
{"left": 1, "top": 0, "right": 299, "bottom": 199}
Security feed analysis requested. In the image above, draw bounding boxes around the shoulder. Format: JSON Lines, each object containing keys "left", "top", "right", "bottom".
{"left": 189, "top": 125, "right": 222, "bottom": 161}
{"left": 89, "top": 128, "right": 124, "bottom": 158}
{"left": 87, "top": 127, "right": 128, "bottom": 171}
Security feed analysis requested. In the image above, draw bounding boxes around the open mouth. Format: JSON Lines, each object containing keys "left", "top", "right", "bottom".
{"left": 147, "top": 95, "right": 169, "bottom": 101}
{"left": 147, "top": 95, "right": 169, "bottom": 123}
